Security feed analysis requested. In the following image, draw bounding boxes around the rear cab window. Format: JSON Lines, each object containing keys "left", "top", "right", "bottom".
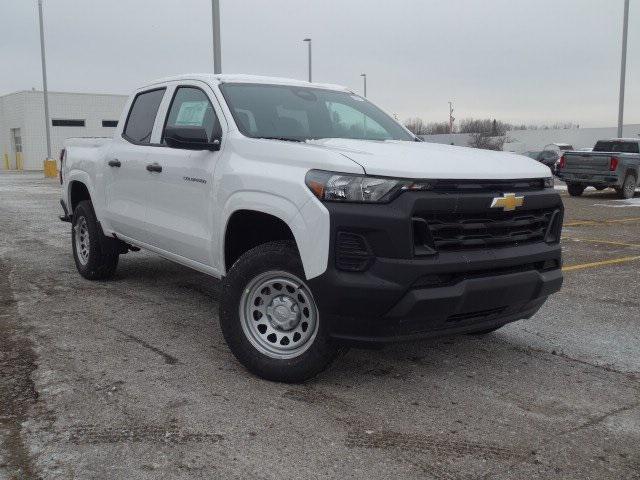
{"left": 123, "top": 88, "right": 166, "bottom": 144}
{"left": 593, "top": 141, "right": 640, "bottom": 154}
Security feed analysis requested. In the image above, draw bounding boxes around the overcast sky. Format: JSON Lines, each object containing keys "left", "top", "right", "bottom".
{"left": 1, "top": 0, "right": 637, "bottom": 127}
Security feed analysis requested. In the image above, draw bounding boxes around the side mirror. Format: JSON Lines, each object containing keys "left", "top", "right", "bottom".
{"left": 164, "top": 126, "right": 221, "bottom": 151}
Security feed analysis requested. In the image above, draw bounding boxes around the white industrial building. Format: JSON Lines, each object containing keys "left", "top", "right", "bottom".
{"left": 0, "top": 90, "right": 127, "bottom": 171}
{"left": 421, "top": 124, "right": 640, "bottom": 153}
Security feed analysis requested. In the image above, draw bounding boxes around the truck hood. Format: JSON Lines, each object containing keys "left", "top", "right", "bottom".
{"left": 306, "top": 138, "right": 551, "bottom": 179}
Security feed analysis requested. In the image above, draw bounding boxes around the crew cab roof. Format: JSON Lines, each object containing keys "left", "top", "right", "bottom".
{"left": 144, "top": 73, "right": 353, "bottom": 93}
{"left": 599, "top": 138, "right": 640, "bottom": 142}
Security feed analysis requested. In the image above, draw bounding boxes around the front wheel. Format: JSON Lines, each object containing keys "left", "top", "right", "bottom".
{"left": 219, "top": 241, "right": 344, "bottom": 383}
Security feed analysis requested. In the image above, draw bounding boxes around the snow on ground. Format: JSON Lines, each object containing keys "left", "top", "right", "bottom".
{"left": 593, "top": 197, "right": 640, "bottom": 208}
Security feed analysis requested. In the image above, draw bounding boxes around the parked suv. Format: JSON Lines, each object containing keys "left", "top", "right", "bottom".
{"left": 60, "top": 74, "right": 563, "bottom": 382}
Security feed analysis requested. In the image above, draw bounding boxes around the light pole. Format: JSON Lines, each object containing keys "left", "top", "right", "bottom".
{"left": 360, "top": 73, "right": 367, "bottom": 97}
{"left": 617, "top": 0, "right": 630, "bottom": 138}
{"left": 211, "top": 0, "right": 222, "bottom": 74}
{"left": 303, "top": 38, "right": 312, "bottom": 82}
{"left": 448, "top": 101, "right": 455, "bottom": 134}
{"left": 37, "top": 0, "right": 52, "bottom": 162}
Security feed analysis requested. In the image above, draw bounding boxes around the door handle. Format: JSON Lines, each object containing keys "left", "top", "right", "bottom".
{"left": 146, "top": 162, "right": 162, "bottom": 173}
{"left": 108, "top": 159, "right": 121, "bottom": 168}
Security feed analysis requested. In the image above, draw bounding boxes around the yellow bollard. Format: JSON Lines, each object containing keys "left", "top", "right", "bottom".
{"left": 43, "top": 158, "right": 58, "bottom": 178}
{"left": 3, "top": 153, "right": 9, "bottom": 170}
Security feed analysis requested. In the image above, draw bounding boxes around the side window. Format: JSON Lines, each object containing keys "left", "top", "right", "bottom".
{"left": 162, "top": 87, "right": 221, "bottom": 144}
{"left": 123, "top": 88, "right": 166, "bottom": 144}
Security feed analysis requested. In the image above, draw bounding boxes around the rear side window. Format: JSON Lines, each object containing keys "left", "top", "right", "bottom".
{"left": 593, "top": 141, "right": 639, "bottom": 153}
{"left": 123, "top": 88, "right": 166, "bottom": 144}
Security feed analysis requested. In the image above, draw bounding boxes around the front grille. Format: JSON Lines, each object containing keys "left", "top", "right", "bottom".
{"left": 412, "top": 259, "right": 560, "bottom": 289}
{"left": 447, "top": 307, "right": 507, "bottom": 323}
{"left": 430, "top": 178, "right": 545, "bottom": 193}
{"left": 418, "top": 208, "right": 559, "bottom": 251}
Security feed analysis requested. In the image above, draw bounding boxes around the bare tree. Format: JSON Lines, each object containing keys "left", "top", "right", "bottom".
{"left": 404, "top": 118, "right": 452, "bottom": 135}
{"left": 468, "top": 132, "right": 506, "bottom": 151}
{"left": 404, "top": 117, "right": 429, "bottom": 135}
{"left": 459, "top": 118, "right": 511, "bottom": 136}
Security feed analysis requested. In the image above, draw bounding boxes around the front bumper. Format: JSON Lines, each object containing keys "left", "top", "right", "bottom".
{"left": 308, "top": 188, "right": 563, "bottom": 343}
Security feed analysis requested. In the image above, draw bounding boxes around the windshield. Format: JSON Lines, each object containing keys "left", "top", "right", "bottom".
{"left": 220, "top": 83, "right": 414, "bottom": 142}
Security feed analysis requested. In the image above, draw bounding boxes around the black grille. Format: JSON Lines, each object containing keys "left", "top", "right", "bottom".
{"left": 421, "top": 208, "right": 559, "bottom": 251}
{"left": 430, "top": 178, "right": 545, "bottom": 193}
{"left": 447, "top": 307, "right": 507, "bottom": 323}
{"left": 412, "top": 259, "right": 560, "bottom": 288}
{"left": 335, "top": 232, "right": 372, "bottom": 272}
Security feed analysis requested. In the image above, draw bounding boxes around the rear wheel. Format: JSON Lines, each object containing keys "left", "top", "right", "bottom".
{"left": 594, "top": 185, "right": 606, "bottom": 191}
{"left": 72, "top": 200, "right": 119, "bottom": 280}
{"left": 219, "top": 241, "right": 344, "bottom": 383}
{"left": 619, "top": 174, "right": 637, "bottom": 199}
{"left": 567, "top": 183, "right": 585, "bottom": 197}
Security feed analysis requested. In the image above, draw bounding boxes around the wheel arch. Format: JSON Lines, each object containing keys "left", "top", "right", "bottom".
{"left": 220, "top": 191, "right": 329, "bottom": 279}
{"left": 69, "top": 180, "right": 92, "bottom": 212}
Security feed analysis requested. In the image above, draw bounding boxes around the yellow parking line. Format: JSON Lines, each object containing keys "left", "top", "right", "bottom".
{"left": 564, "top": 217, "right": 640, "bottom": 227}
{"left": 562, "top": 255, "right": 640, "bottom": 272}
{"left": 562, "top": 237, "right": 640, "bottom": 249}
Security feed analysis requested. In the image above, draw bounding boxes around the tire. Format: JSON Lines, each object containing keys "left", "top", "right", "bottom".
{"left": 594, "top": 185, "right": 606, "bottom": 191}
{"left": 219, "top": 240, "right": 344, "bottom": 383}
{"left": 72, "top": 200, "right": 119, "bottom": 280}
{"left": 468, "top": 325, "right": 504, "bottom": 336}
{"left": 619, "top": 174, "right": 637, "bottom": 199}
{"left": 567, "top": 183, "right": 585, "bottom": 197}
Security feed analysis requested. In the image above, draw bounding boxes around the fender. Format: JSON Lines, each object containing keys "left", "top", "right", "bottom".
{"left": 65, "top": 169, "right": 115, "bottom": 234}
{"left": 219, "top": 190, "right": 330, "bottom": 279}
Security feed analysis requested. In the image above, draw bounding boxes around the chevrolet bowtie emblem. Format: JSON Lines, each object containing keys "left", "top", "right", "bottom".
{"left": 490, "top": 193, "right": 524, "bottom": 212}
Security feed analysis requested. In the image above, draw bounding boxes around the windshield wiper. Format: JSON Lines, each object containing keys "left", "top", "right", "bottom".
{"left": 256, "top": 136, "right": 302, "bottom": 142}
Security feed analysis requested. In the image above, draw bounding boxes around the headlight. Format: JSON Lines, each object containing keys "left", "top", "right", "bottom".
{"left": 305, "top": 170, "right": 433, "bottom": 203}
{"left": 544, "top": 177, "right": 554, "bottom": 189}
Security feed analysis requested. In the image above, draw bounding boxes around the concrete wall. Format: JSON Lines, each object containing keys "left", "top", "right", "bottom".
{"left": 421, "top": 124, "right": 640, "bottom": 153}
{"left": 0, "top": 90, "right": 127, "bottom": 171}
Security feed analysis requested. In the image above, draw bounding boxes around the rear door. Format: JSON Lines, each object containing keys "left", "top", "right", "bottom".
{"left": 143, "top": 82, "right": 225, "bottom": 266}
{"left": 104, "top": 87, "right": 167, "bottom": 239}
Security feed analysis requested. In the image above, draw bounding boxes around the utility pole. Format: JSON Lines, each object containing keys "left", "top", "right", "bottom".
{"left": 617, "top": 0, "right": 630, "bottom": 138}
{"left": 37, "top": 0, "right": 52, "bottom": 161}
{"left": 303, "top": 38, "right": 312, "bottom": 82}
{"left": 211, "top": 0, "right": 222, "bottom": 74}
{"left": 448, "top": 101, "right": 455, "bottom": 134}
{"left": 360, "top": 73, "right": 367, "bottom": 97}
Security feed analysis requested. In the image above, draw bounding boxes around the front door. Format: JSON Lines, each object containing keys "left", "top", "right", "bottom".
{"left": 144, "top": 85, "right": 223, "bottom": 266}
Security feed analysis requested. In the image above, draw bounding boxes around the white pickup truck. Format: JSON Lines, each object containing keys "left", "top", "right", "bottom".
{"left": 60, "top": 74, "right": 563, "bottom": 382}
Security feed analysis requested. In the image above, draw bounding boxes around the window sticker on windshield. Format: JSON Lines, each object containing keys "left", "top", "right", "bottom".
{"left": 175, "top": 101, "right": 208, "bottom": 126}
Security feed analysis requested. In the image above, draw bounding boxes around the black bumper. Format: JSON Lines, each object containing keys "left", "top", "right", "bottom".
{"left": 308, "top": 188, "right": 563, "bottom": 343}
{"left": 558, "top": 172, "right": 621, "bottom": 187}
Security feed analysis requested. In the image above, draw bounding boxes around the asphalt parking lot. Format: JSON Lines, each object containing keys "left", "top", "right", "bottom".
{"left": 1, "top": 172, "right": 639, "bottom": 480}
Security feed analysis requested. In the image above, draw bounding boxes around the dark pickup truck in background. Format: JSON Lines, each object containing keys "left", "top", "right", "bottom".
{"left": 557, "top": 139, "right": 640, "bottom": 198}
